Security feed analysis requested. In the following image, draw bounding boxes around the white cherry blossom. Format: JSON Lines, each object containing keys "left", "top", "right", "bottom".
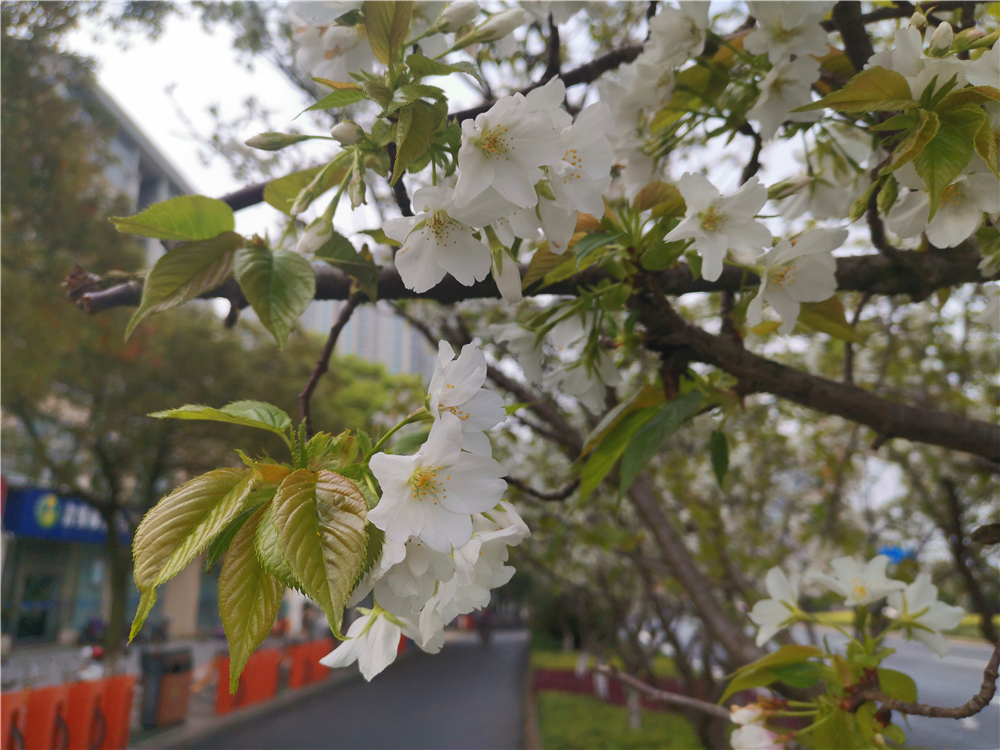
{"left": 549, "top": 102, "right": 614, "bottom": 218}
{"left": 747, "top": 228, "right": 846, "bottom": 335}
{"left": 974, "top": 285, "right": 1000, "bottom": 333}
{"left": 320, "top": 609, "right": 415, "bottom": 681}
{"left": 730, "top": 724, "right": 783, "bottom": 750}
{"left": 545, "top": 350, "right": 621, "bottom": 413}
{"left": 664, "top": 174, "right": 772, "bottom": 282}
{"left": 538, "top": 196, "right": 578, "bottom": 254}
{"left": 646, "top": 2, "right": 710, "bottom": 68}
{"left": 966, "top": 40, "right": 999, "bottom": 87}
{"left": 809, "top": 555, "right": 905, "bottom": 607}
{"left": 748, "top": 567, "right": 803, "bottom": 646}
{"left": 867, "top": 23, "right": 966, "bottom": 100}
{"left": 428, "top": 341, "right": 507, "bottom": 455}
{"left": 746, "top": 56, "right": 822, "bottom": 141}
{"left": 730, "top": 703, "right": 767, "bottom": 726}
{"left": 374, "top": 537, "right": 457, "bottom": 618}
{"left": 289, "top": 2, "right": 360, "bottom": 25}
{"left": 454, "top": 83, "right": 562, "bottom": 208}
{"left": 488, "top": 323, "right": 545, "bottom": 384}
{"left": 383, "top": 185, "right": 508, "bottom": 292}
{"left": 293, "top": 19, "right": 377, "bottom": 83}
{"left": 887, "top": 573, "right": 964, "bottom": 658}
{"left": 744, "top": 2, "right": 834, "bottom": 64}
{"left": 887, "top": 169, "right": 1000, "bottom": 248}
{"left": 369, "top": 414, "right": 506, "bottom": 552}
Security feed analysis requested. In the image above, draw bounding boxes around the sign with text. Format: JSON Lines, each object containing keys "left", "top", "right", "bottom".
{"left": 1, "top": 487, "right": 129, "bottom": 545}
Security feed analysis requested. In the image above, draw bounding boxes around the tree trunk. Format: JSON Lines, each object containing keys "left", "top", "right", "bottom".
{"left": 102, "top": 510, "right": 131, "bottom": 671}
{"left": 625, "top": 686, "right": 642, "bottom": 730}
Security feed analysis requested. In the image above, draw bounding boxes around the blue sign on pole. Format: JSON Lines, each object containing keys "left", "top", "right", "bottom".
{"left": 1, "top": 487, "right": 129, "bottom": 544}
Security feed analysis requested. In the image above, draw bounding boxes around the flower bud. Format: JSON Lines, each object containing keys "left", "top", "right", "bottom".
{"left": 909, "top": 12, "right": 926, "bottom": 29}
{"left": 475, "top": 8, "right": 525, "bottom": 42}
{"left": 931, "top": 21, "right": 954, "bottom": 51}
{"left": 330, "top": 121, "right": 364, "bottom": 146}
{"left": 768, "top": 176, "right": 813, "bottom": 200}
{"left": 296, "top": 218, "right": 333, "bottom": 256}
{"left": 437, "top": 1, "right": 479, "bottom": 31}
{"left": 244, "top": 132, "right": 310, "bottom": 151}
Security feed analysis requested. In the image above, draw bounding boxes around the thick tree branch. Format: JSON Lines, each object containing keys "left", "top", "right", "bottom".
{"left": 72, "top": 244, "right": 996, "bottom": 315}
{"left": 541, "top": 14, "right": 561, "bottom": 83}
{"left": 298, "top": 294, "right": 361, "bottom": 435}
{"left": 639, "top": 294, "right": 1000, "bottom": 464}
{"left": 854, "top": 640, "right": 999, "bottom": 718}
{"left": 386, "top": 142, "right": 413, "bottom": 217}
{"left": 833, "top": 1, "right": 876, "bottom": 72}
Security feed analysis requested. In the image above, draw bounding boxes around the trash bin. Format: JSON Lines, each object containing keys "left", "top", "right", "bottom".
{"left": 139, "top": 649, "right": 192, "bottom": 729}
{"left": 24, "top": 683, "right": 71, "bottom": 750}
{"left": 66, "top": 679, "right": 107, "bottom": 750}
{"left": 100, "top": 675, "right": 136, "bottom": 750}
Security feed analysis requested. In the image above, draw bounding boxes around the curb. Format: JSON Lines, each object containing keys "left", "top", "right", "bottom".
{"left": 133, "top": 668, "right": 362, "bottom": 750}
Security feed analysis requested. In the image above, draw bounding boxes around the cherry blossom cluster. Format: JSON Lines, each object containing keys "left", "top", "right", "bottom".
{"left": 384, "top": 77, "right": 613, "bottom": 298}
{"left": 749, "top": 555, "right": 965, "bottom": 656}
{"left": 322, "top": 341, "right": 528, "bottom": 680}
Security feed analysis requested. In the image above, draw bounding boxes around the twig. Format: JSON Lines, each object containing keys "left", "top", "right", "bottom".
{"left": 506, "top": 476, "right": 580, "bottom": 502}
{"left": 843, "top": 291, "right": 872, "bottom": 385}
{"left": 820, "top": 2, "right": 974, "bottom": 32}
{"left": 593, "top": 665, "right": 733, "bottom": 720}
{"left": 738, "top": 123, "right": 763, "bottom": 186}
{"left": 298, "top": 294, "right": 362, "bottom": 435}
{"left": 541, "top": 14, "right": 561, "bottom": 83}
{"left": 853, "top": 640, "right": 999, "bottom": 718}
{"left": 386, "top": 143, "right": 413, "bottom": 217}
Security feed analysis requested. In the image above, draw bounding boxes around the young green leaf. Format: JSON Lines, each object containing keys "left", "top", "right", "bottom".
{"left": 234, "top": 245, "right": 316, "bottom": 349}
{"left": 914, "top": 105, "right": 984, "bottom": 219}
{"left": 975, "top": 119, "right": 1000, "bottom": 179}
{"left": 770, "top": 661, "right": 821, "bottom": 688}
{"left": 391, "top": 99, "right": 439, "bottom": 185}
{"left": 877, "top": 668, "right": 918, "bottom": 702}
{"left": 522, "top": 243, "right": 574, "bottom": 290}
{"left": 125, "top": 231, "right": 244, "bottom": 338}
{"left": 364, "top": 1, "right": 412, "bottom": 66}
{"left": 888, "top": 109, "right": 939, "bottom": 173}
{"left": 205, "top": 488, "right": 276, "bottom": 572}
{"left": 219, "top": 504, "right": 284, "bottom": 694}
{"left": 798, "top": 296, "right": 858, "bottom": 342}
{"left": 254, "top": 504, "right": 305, "bottom": 592}
{"left": 271, "top": 470, "right": 368, "bottom": 636}
{"left": 130, "top": 468, "right": 254, "bottom": 640}
{"left": 314, "top": 231, "right": 381, "bottom": 301}
{"left": 792, "top": 66, "right": 913, "bottom": 113}
{"left": 303, "top": 86, "right": 367, "bottom": 114}
{"left": 263, "top": 161, "right": 351, "bottom": 215}
{"left": 579, "top": 405, "right": 662, "bottom": 501}
{"left": 581, "top": 384, "right": 666, "bottom": 457}
{"left": 150, "top": 400, "right": 292, "bottom": 436}
{"left": 358, "top": 524, "right": 385, "bottom": 581}
{"left": 709, "top": 430, "right": 729, "bottom": 487}
{"left": 573, "top": 233, "right": 615, "bottom": 263}
{"left": 618, "top": 390, "right": 703, "bottom": 498}
{"left": 405, "top": 54, "right": 484, "bottom": 85}
{"left": 111, "top": 195, "right": 235, "bottom": 241}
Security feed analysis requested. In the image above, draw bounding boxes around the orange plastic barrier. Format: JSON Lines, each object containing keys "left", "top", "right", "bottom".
{"left": 24, "top": 684, "right": 71, "bottom": 750}
{"left": 1, "top": 690, "right": 29, "bottom": 750}
{"left": 287, "top": 639, "right": 333, "bottom": 689}
{"left": 99, "top": 675, "right": 135, "bottom": 750}
{"left": 66, "top": 680, "right": 108, "bottom": 750}
{"left": 215, "top": 648, "right": 281, "bottom": 715}
{"left": 242, "top": 649, "right": 280, "bottom": 706}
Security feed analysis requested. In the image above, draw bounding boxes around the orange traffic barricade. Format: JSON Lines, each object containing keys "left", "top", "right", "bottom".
{"left": 100, "top": 675, "right": 135, "bottom": 750}
{"left": 24, "top": 683, "right": 71, "bottom": 750}
{"left": 288, "top": 639, "right": 333, "bottom": 689}
{"left": 243, "top": 649, "right": 280, "bottom": 706}
{"left": 1, "top": 690, "right": 29, "bottom": 750}
{"left": 66, "top": 679, "right": 108, "bottom": 750}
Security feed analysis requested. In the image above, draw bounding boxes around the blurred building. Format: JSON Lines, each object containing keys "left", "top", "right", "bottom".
{"left": 300, "top": 300, "right": 436, "bottom": 379}
{"left": 0, "top": 87, "right": 210, "bottom": 647}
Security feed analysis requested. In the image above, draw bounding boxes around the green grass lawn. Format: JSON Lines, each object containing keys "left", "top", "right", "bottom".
{"left": 536, "top": 690, "right": 703, "bottom": 750}
{"left": 530, "top": 650, "right": 679, "bottom": 678}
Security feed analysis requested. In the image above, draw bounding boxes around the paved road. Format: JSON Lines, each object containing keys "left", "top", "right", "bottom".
{"left": 188, "top": 630, "right": 530, "bottom": 750}
{"left": 799, "top": 628, "right": 999, "bottom": 750}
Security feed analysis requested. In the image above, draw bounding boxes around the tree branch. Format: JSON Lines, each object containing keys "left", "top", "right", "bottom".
{"left": 298, "top": 294, "right": 362, "bottom": 435}
{"left": 71, "top": 244, "right": 997, "bottom": 315}
{"left": 832, "top": 1, "right": 876, "bottom": 72}
{"left": 854, "top": 639, "right": 999, "bottom": 718}
{"left": 541, "top": 14, "right": 561, "bottom": 83}
{"left": 386, "top": 142, "right": 413, "bottom": 217}
{"left": 506, "top": 476, "right": 580, "bottom": 501}
{"left": 738, "top": 122, "right": 763, "bottom": 185}
{"left": 594, "top": 665, "right": 733, "bottom": 720}
{"left": 639, "top": 293, "right": 1000, "bottom": 464}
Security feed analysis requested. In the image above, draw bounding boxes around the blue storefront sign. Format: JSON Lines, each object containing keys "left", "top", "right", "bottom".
{"left": 2, "top": 487, "right": 128, "bottom": 544}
